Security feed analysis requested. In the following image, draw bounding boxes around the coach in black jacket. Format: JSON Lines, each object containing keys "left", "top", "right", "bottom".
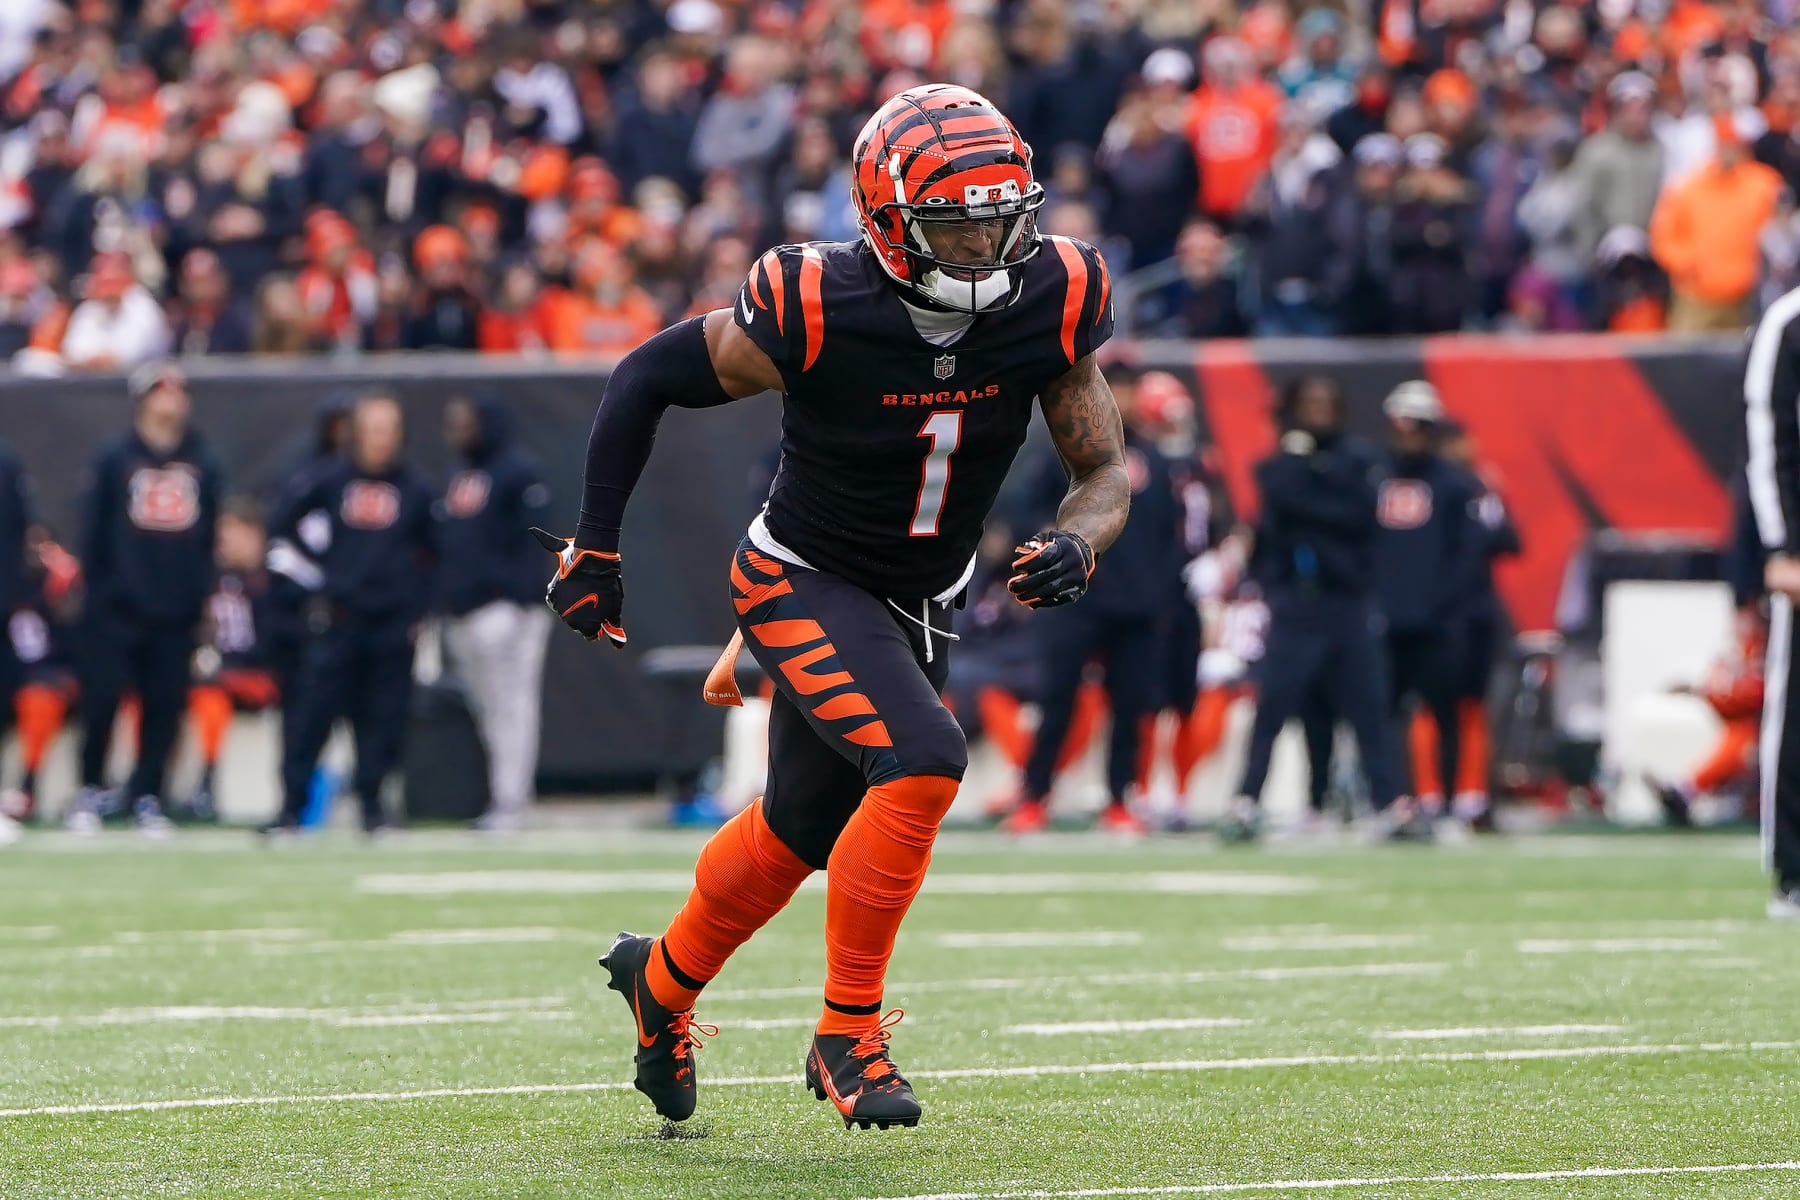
{"left": 1007, "top": 364, "right": 1186, "bottom": 833}
{"left": 70, "top": 365, "right": 221, "bottom": 834}
{"left": 437, "top": 396, "right": 553, "bottom": 831}
{"left": 1223, "top": 375, "right": 1410, "bottom": 843}
{"left": 263, "top": 393, "right": 437, "bottom": 835}
{"left": 1374, "top": 381, "right": 1481, "bottom": 814}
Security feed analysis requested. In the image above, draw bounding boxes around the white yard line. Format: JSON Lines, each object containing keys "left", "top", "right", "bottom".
{"left": 850, "top": 1161, "right": 1800, "bottom": 1200}
{"left": 724, "top": 1016, "right": 818, "bottom": 1031}
{"left": 0, "top": 926, "right": 58, "bottom": 940}
{"left": 709, "top": 961, "right": 1444, "bottom": 1002}
{"left": 5, "top": 1040, "right": 1794, "bottom": 1119}
{"left": 331, "top": 1011, "right": 570, "bottom": 1028}
{"left": 1374, "top": 1025, "right": 1624, "bottom": 1041}
{"left": 0, "top": 997, "right": 569, "bottom": 1030}
{"left": 384, "top": 928, "right": 570, "bottom": 945}
{"left": 1222, "top": 935, "right": 1418, "bottom": 952}
{"left": 113, "top": 928, "right": 315, "bottom": 944}
{"left": 1516, "top": 938, "right": 1723, "bottom": 954}
{"left": 936, "top": 932, "right": 1145, "bottom": 949}
{"left": 1003, "top": 1018, "right": 1254, "bottom": 1036}
{"left": 354, "top": 870, "right": 1321, "bottom": 897}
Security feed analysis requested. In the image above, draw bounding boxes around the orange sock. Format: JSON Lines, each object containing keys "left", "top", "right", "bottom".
{"left": 15, "top": 685, "right": 68, "bottom": 772}
{"left": 1410, "top": 710, "right": 1443, "bottom": 799}
{"left": 647, "top": 800, "right": 813, "bottom": 1011}
{"left": 1181, "top": 688, "right": 1232, "bottom": 769}
{"left": 189, "top": 685, "right": 233, "bottom": 766}
{"left": 1692, "top": 718, "right": 1757, "bottom": 793}
{"left": 1171, "top": 700, "right": 1205, "bottom": 792}
{"left": 121, "top": 695, "right": 141, "bottom": 754}
{"left": 977, "top": 687, "right": 1030, "bottom": 768}
{"left": 819, "top": 774, "right": 958, "bottom": 1035}
{"left": 1455, "top": 700, "right": 1489, "bottom": 796}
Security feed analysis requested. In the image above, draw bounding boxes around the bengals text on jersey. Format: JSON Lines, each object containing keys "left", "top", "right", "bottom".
{"left": 733, "top": 235, "right": 1112, "bottom": 601}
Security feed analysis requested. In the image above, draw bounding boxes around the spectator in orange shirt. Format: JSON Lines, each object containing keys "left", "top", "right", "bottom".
{"left": 478, "top": 259, "right": 562, "bottom": 355}
{"left": 563, "top": 158, "right": 644, "bottom": 251}
{"left": 294, "top": 211, "right": 376, "bottom": 352}
{"left": 547, "top": 241, "right": 664, "bottom": 356}
{"left": 1650, "top": 113, "right": 1784, "bottom": 331}
{"left": 1593, "top": 227, "right": 1669, "bottom": 333}
{"left": 1185, "top": 36, "right": 1282, "bottom": 226}
{"left": 401, "top": 225, "right": 480, "bottom": 351}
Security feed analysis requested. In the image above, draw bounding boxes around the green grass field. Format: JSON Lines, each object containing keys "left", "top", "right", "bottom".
{"left": 3, "top": 826, "right": 1798, "bottom": 1199}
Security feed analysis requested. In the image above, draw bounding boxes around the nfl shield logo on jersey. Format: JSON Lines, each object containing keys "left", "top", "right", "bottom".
{"left": 933, "top": 353, "right": 956, "bottom": 379}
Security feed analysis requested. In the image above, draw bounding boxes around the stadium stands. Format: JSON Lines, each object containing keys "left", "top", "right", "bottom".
{"left": 2, "top": 0, "right": 1799, "bottom": 368}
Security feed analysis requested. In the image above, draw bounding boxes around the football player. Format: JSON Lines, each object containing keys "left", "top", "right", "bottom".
{"left": 541, "top": 86, "right": 1129, "bottom": 1129}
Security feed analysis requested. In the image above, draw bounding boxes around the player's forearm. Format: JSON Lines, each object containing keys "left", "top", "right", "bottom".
{"left": 1055, "top": 461, "right": 1130, "bottom": 556}
{"left": 574, "top": 316, "right": 735, "bottom": 552}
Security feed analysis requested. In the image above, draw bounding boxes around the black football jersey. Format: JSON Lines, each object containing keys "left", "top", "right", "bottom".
{"left": 734, "top": 237, "right": 1113, "bottom": 600}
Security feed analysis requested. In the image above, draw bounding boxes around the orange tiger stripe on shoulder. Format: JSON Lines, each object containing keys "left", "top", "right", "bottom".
{"left": 1096, "top": 252, "right": 1111, "bottom": 317}
{"left": 1049, "top": 237, "right": 1087, "bottom": 364}
{"left": 798, "top": 245, "right": 825, "bottom": 370}
{"left": 756, "top": 249, "right": 786, "bottom": 334}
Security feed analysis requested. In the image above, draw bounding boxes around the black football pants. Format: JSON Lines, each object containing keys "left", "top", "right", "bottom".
{"left": 77, "top": 607, "right": 194, "bottom": 800}
{"left": 1022, "top": 605, "right": 1159, "bottom": 804}
{"left": 278, "top": 610, "right": 415, "bottom": 827}
{"left": 1237, "top": 594, "right": 1402, "bottom": 808}
{"left": 1763, "top": 596, "right": 1800, "bottom": 892}
{"left": 730, "top": 541, "right": 965, "bottom": 870}
{"left": 1387, "top": 628, "right": 1462, "bottom": 801}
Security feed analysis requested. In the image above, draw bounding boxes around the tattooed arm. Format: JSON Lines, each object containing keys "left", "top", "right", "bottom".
{"left": 1038, "top": 352, "right": 1130, "bottom": 555}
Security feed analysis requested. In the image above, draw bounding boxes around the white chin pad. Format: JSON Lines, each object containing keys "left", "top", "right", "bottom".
{"left": 919, "top": 266, "right": 1013, "bottom": 311}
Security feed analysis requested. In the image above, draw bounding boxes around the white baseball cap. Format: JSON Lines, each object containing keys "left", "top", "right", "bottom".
{"left": 1383, "top": 380, "right": 1445, "bottom": 423}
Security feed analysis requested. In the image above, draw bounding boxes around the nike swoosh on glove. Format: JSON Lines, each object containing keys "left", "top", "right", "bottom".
{"left": 532, "top": 527, "right": 627, "bottom": 647}
{"left": 1007, "top": 529, "right": 1095, "bottom": 610}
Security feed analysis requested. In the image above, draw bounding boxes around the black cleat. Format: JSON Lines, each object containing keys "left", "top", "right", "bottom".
{"left": 1381, "top": 799, "right": 1437, "bottom": 843}
{"left": 600, "top": 932, "right": 714, "bottom": 1122}
{"left": 804, "top": 1009, "right": 921, "bottom": 1130}
{"left": 1216, "top": 797, "right": 1263, "bottom": 846}
{"left": 1650, "top": 778, "right": 1694, "bottom": 828}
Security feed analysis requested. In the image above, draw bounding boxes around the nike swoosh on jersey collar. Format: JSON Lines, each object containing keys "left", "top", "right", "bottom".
{"left": 739, "top": 291, "right": 754, "bottom": 324}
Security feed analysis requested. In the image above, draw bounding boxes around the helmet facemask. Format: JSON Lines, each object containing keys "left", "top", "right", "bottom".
{"left": 868, "top": 163, "right": 1046, "bottom": 314}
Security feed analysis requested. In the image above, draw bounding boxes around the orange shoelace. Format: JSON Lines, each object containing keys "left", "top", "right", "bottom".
{"left": 850, "top": 1009, "right": 906, "bottom": 1082}
{"left": 668, "top": 1011, "right": 719, "bottom": 1081}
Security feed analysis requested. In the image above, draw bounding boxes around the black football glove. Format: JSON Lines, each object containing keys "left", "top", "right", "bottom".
{"left": 532, "top": 527, "right": 627, "bottom": 647}
{"left": 1007, "top": 529, "right": 1095, "bottom": 610}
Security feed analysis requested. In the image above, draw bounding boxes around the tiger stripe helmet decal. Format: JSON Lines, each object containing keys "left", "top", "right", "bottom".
{"left": 851, "top": 84, "right": 1046, "bottom": 314}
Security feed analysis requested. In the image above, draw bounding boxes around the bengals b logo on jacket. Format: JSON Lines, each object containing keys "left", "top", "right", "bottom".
{"left": 1377, "top": 479, "right": 1433, "bottom": 530}
{"left": 443, "top": 470, "right": 490, "bottom": 518}
{"left": 341, "top": 480, "right": 401, "bottom": 530}
{"left": 127, "top": 465, "right": 200, "bottom": 533}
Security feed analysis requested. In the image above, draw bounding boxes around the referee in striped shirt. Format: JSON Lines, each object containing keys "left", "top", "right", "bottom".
{"left": 1745, "top": 289, "right": 1800, "bottom": 919}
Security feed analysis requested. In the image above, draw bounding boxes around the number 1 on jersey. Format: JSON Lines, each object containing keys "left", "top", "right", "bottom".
{"left": 910, "top": 411, "right": 962, "bottom": 537}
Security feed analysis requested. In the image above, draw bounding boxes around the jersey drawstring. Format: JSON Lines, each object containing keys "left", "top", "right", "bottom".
{"left": 887, "top": 599, "right": 960, "bottom": 664}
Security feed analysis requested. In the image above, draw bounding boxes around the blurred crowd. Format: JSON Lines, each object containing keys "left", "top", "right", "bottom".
{"left": 3, "top": 0, "right": 1800, "bottom": 370}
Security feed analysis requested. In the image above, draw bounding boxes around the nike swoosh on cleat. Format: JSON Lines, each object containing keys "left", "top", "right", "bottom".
{"left": 739, "top": 291, "right": 754, "bottom": 324}
{"left": 812, "top": 1051, "right": 860, "bottom": 1113}
{"left": 633, "top": 978, "right": 659, "bottom": 1049}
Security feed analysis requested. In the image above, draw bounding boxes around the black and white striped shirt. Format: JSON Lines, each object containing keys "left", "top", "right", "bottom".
{"left": 1746, "top": 288, "right": 1800, "bottom": 557}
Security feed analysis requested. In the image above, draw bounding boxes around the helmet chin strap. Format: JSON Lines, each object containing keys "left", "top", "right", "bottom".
{"left": 918, "top": 266, "right": 1014, "bottom": 311}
